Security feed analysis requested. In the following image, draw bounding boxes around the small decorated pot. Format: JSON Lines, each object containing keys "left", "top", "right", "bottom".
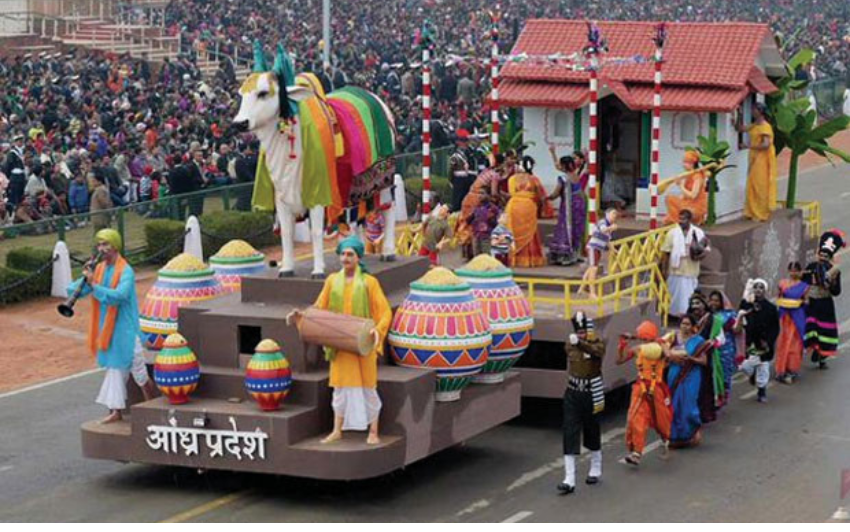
{"left": 210, "top": 239, "right": 267, "bottom": 293}
{"left": 245, "top": 339, "right": 292, "bottom": 411}
{"left": 388, "top": 267, "right": 491, "bottom": 402}
{"left": 153, "top": 333, "right": 200, "bottom": 405}
{"left": 456, "top": 255, "right": 534, "bottom": 384}
{"left": 140, "top": 253, "right": 224, "bottom": 351}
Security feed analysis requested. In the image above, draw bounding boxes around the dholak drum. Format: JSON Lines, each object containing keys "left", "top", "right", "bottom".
{"left": 294, "top": 307, "right": 376, "bottom": 356}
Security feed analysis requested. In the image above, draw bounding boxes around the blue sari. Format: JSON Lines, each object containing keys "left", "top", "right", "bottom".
{"left": 668, "top": 335, "right": 705, "bottom": 444}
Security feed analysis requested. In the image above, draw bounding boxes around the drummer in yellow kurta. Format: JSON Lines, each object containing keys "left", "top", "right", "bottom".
{"left": 736, "top": 102, "right": 777, "bottom": 221}
{"left": 312, "top": 236, "right": 392, "bottom": 445}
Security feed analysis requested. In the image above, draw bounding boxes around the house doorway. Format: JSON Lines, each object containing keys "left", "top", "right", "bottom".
{"left": 598, "top": 96, "right": 642, "bottom": 212}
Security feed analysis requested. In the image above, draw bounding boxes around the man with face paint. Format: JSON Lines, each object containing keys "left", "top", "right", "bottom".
{"left": 736, "top": 279, "right": 780, "bottom": 403}
{"left": 802, "top": 229, "right": 844, "bottom": 370}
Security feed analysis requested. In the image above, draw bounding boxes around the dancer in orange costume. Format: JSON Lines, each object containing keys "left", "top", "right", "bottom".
{"left": 617, "top": 320, "right": 674, "bottom": 466}
{"left": 505, "top": 156, "right": 546, "bottom": 268}
{"left": 663, "top": 150, "right": 707, "bottom": 225}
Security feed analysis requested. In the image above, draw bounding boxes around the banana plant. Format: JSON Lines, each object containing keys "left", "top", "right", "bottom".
{"left": 687, "top": 127, "right": 735, "bottom": 226}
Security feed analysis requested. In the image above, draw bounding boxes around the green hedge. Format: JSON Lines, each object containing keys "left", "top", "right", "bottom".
{"left": 405, "top": 176, "right": 452, "bottom": 212}
{"left": 0, "top": 266, "right": 37, "bottom": 305}
{"left": 199, "top": 211, "right": 277, "bottom": 259}
{"left": 2, "top": 246, "right": 54, "bottom": 302}
{"left": 144, "top": 219, "right": 187, "bottom": 265}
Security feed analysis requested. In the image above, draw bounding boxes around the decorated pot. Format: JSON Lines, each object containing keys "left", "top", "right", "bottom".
{"left": 388, "top": 267, "right": 491, "bottom": 402}
{"left": 245, "top": 339, "right": 292, "bottom": 411}
{"left": 153, "top": 333, "right": 200, "bottom": 405}
{"left": 210, "top": 239, "right": 267, "bottom": 293}
{"left": 456, "top": 256, "right": 534, "bottom": 384}
{"left": 140, "top": 253, "right": 224, "bottom": 351}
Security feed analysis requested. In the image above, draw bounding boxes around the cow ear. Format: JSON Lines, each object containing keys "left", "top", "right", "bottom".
{"left": 286, "top": 85, "right": 314, "bottom": 102}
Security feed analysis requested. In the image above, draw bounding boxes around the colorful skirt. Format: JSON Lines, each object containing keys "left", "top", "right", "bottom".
{"left": 805, "top": 297, "right": 839, "bottom": 358}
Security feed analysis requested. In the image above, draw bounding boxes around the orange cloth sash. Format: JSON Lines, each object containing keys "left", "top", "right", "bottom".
{"left": 88, "top": 256, "right": 127, "bottom": 356}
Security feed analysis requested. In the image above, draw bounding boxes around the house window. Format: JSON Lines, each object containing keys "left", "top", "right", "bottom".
{"left": 553, "top": 110, "right": 571, "bottom": 139}
{"left": 671, "top": 112, "right": 704, "bottom": 149}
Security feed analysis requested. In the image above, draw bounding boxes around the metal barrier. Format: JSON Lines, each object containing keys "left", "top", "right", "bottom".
{"left": 810, "top": 78, "right": 849, "bottom": 119}
{"left": 395, "top": 212, "right": 461, "bottom": 257}
{"left": 515, "top": 263, "right": 670, "bottom": 326}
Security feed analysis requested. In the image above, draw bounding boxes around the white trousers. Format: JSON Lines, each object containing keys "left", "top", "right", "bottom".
{"left": 96, "top": 369, "right": 129, "bottom": 410}
{"left": 131, "top": 336, "right": 149, "bottom": 387}
{"left": 332, "top": 387, "right": 382, "bottom": 431}
{"left": 740, "top": 356, "right": 771, "bottom": 388}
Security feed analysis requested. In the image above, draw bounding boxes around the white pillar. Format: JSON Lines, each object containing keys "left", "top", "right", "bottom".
{"left": 184, "top": 215, "right": 203, "bottom": 260}
{"left": 51, "top": 241, "right": 73, "bottom": 298}
{"left": 322, "top": 0, "right": 331, "bottom": 68}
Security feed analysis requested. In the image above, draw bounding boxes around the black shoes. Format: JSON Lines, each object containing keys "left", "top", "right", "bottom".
{"left": 586, "top": 475, "right": 600, "bottom": 485}
{"left": 557, "top": 482, "right": 576, "bottom": 495}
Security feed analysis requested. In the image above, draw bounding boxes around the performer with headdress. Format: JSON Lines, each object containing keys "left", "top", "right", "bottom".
{"left": 736, "top": 279, "right": 780, "bottom": 403}
{"left": 617, "top": 320, "right": 674, "bottom": 466}
{"left": 66, "top": 229, "right": 141, "bottom": 424}
{"left": 305, "top": 236, "right": 392, "bottom": 444}
{"left": 558, "top": 312, "right": 606, "bottom": 494}
{"left": 802, "top": 229, "right": 845, "bottom": 369}
{"left": 663, "top": 150, "right": 708, "bottom": 225}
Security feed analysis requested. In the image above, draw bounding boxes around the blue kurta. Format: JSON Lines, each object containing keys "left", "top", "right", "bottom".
{"left": 67, "top": 263, "right": 140, "bottom": 371}
{"left": 667, "top": 335, "right": 704, "bottom": 443}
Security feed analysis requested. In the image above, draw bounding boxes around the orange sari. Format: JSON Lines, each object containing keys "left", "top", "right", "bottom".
{"left": 506, "top": 173, "right": 545, "bottom": 267}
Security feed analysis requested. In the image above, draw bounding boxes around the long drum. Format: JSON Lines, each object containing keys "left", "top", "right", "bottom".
{"left": 296, "top": 307, "right": 376, "bottom": 356}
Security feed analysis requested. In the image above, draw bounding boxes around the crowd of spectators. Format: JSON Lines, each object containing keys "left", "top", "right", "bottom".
{"left": 0, "top": 0, "right": 847, "bottom": 228}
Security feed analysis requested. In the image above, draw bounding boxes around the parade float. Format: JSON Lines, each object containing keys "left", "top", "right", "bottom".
{"left": 79, "top": 22, "right": 824, "bottom": 479}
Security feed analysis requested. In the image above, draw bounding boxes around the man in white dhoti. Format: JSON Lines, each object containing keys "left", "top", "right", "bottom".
{"left": 67, "top": 229, "right": 141, "bottom": 423}
{"left": 661, "top": 209, "right": 709, "bottom": 318}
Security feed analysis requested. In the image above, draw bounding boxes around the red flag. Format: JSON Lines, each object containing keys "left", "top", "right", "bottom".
{"left": 842, "top": 469, "right": 850, "bottom": 500}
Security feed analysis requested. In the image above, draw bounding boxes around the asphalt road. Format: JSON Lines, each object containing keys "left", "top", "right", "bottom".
{"left": 1, "top": 163, "right": 848, "bottom": 523}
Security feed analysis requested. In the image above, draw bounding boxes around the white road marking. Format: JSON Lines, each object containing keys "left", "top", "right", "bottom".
{"left": 505, "top": 427, "right": 625, "bottom": 492}
{"left": 0, "top": 465, "right": 13, "bottom": 473}
{"left": 740, "top": 382, "right": 773, "bottom": 401}
{"left": 841, "top": 192, "right": 850, "bottom": 200}
{"left": 831, "top": 507, "right": 850, "bottom": 521}
{"left": 455, "top": 499, "right": 490, "bottom": 517}
{"left": 0, "top": 368, "right": 104, "bottom": 400}
{"left": 502, "top": 511, "right": 533, "bottom": 523}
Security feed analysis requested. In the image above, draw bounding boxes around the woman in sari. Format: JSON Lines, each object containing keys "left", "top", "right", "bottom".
{"left": 506, "top": 156, "right": 546, "bottom": 267}
{"left": 735, "top": 102, "right": 777, "bottom": 222}
{"left": 708, "top": 290, "right": 741, "bottom": 404}
{"left": 667, "top": 314, "right": 711, "bottom": 448}
{"left": 457, "top": 151, "right": 517, "bottom": 254}
{"left": 687, "top": 292, "right": 720, "bottom": 421}
{"left": 775, "top": 262, "right": 809, "bottom": 384}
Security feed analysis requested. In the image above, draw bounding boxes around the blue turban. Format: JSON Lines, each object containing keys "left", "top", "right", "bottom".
{"left": 336, "top": 235, "right": 365, "bottom": 258}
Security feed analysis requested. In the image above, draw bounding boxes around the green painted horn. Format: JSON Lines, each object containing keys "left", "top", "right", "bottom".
{"left": 252, "top": 40, "right": 268, "bottom": 72}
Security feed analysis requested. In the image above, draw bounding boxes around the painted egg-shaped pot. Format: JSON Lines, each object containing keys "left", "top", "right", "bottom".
{"left": 245, "top": 339, "right": 292, "bottom": 411}
{"left": 153, "top": 333, "right": 200, "bottom": 405}
{"left": 388, "top": 267, "right": 491, "bottom": 402}
{"left": 456, "top": 256, "right": 534, "bottom": 384}
{"left": 210, "top": 239, "right": 267, "bottom": 293}
{"left": 140, "top": 253, "right": 224, "bottom": 351}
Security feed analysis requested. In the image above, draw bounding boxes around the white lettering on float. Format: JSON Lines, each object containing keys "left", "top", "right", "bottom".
{"left": 145, "top": 417, "right": 268, "bottom": 461}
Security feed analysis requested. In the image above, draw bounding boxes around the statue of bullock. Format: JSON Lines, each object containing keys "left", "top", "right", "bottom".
{"left": 233, "top": 42, "right": 397, "bottom": 278}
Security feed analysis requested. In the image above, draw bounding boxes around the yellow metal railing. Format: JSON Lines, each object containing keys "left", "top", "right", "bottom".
{"left": 515, "top": 263, "right": 670, "bottom": 326}
{"left": 607, "top": 224, "right": 675, "bottom": 275}
{"left": 395, "top": 212, "right": 462, "bottom": 256}
{"left": 778, "top": 200, "right": 821, "bottom": 239}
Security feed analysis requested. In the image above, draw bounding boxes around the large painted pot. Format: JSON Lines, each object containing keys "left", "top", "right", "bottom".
{"left": 140, "top": 253, "right": 224, "bottom": 351}
{"left": 245, "top": 339, "right": 292, "bottom": 411}
{"left": 388, "top": 268, "right": 491, "bottom": 402}
{"left": 210, "top": 239, "right": 267, "bottom": 293}
{"left": 456, "top": 265, "right": 534, "bottom": 384}
{"left": 153, "top": 333, "right": 200, "bottom": 405}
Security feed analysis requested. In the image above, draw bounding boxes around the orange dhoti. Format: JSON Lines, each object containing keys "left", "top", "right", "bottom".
{"left": 625, "top": 380, "right": 673, "bottom": 454}
{"left": 663, "top": 172, "right": 708, "bottom": 225}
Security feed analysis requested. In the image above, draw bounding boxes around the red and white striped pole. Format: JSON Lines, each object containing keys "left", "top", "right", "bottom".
{"left": 489, "top": 9, "right": 500, "bottom": 157}
{"left": 649, "top": 24, "right": 665, "bottom": 230}
{"left": 587, "top": 54, "right": 600, "bottom": 234}
{"left": 421, "top": 39, "right": 432, "bottom": 218}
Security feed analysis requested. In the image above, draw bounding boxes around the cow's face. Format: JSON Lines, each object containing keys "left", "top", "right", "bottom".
{"left": 234, "top": 72, "right": 280, "bottom": 131}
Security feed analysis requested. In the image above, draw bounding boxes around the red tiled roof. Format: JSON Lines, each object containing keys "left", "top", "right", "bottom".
{"left": 747, "top": 66, "right": 778, "bottom": 94}
{"left": 499, "top": 80, "right": 588, "bottom": 108}
{"left": 615, "top": 83, "right": 750, "bottom": 112}
{"left": 503, "top": 20, "right": 771, "bottom": 89}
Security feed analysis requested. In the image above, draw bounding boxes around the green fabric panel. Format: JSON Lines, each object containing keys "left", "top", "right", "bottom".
{"left": 251, "top": 148, "right": 276, "bottom": 212}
